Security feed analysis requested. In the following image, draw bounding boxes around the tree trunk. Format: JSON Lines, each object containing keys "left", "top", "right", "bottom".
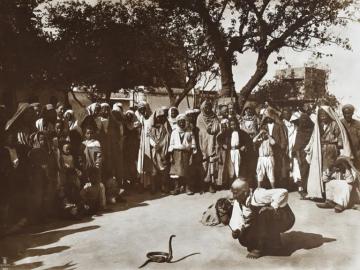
{"left": 169, "top": 95, "right": 177, "bottom": 107}
{"left": 218, "top": 54, "right": 235, "bottom": 97}
{"left": 237, "top": 56, "right": 268, "bottom": 112}
{"left": 105, "top": 90, "right": 111, "bottom": 102}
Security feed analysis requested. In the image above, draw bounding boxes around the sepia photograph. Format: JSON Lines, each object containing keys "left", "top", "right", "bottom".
{"left": 0, "top": 0, "right": 360, "bottom": 269}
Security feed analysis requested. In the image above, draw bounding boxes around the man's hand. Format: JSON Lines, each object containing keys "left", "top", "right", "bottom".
{"left": 259, "top": 206, "right": 275, "bottom": 215}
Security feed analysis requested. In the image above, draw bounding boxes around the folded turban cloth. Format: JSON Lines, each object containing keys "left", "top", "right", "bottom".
{"left": 30, "top": 102, "right": 40, "bottom": 108}
{"left": 64, "top": 109, "right": 74, "bottom": 118}
{"left": 185, "top": 109, "right": 195, "bottom": 115}
{"left": 221, "top": 118, "right": 229, "bottom": 125}
{"left": 290, "top": 111, "right": 301, "bottom": 122}
{"left": 112, "top": 103, "right": 123, "bottom": 112}
{"left": 176, "top": 114, "right": 187, "bottom": 122}
{"left": 138, "top": 101, "right": 147, "bottom": 109}
{"left": 101, "top": 103, "right": 110, "bottom": 108}
{"left": 342, "top": 104, "right": 355, "bottom": 112}
{"left": 45, "top": 104, "right": 55, "bottom": 111}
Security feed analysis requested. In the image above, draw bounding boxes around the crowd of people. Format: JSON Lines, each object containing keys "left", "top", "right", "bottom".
{"left": 0, "top": 98, "right": 359, "bottom": 236}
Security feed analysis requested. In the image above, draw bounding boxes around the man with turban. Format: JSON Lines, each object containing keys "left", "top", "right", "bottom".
{"left": 341, "top": 104, "right": 360, "bottom": 169}
{"left": 197, "top": 100, "right": 220, "bottom": 193}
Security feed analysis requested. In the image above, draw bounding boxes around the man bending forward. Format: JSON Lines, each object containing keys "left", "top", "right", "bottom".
{"left": 229, "top": 179, "right": 295, "bottom": 258}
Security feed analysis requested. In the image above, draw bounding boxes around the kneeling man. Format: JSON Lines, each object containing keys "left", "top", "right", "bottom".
{"left": 229, "top": 179, "right": 295, "bottom": 258}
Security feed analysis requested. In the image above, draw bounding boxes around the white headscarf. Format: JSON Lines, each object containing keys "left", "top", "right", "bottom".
{"left": 64, "top": 109, "right": 74, "bottom": 119}
{"left": 168, "top": 107, "right": 179, "bottom": 130}
{"left": 87, "top": 103, "right": 100, "bottom": 115}
{"left": 112, "top": 103, "right": 123, "bottom": 112}
{"left": 101, "top": 103, "right": 110, "bottom": 108}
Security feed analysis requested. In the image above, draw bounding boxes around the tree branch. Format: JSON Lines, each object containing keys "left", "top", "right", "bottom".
{"left": 216, "top": 0, "right": 230, "bottom": 23}
{"left": 174, "top": 75, "right": 198, "bottom": 107}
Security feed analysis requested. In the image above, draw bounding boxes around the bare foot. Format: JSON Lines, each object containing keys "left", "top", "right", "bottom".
{"left": 246, "top": 249, "right": 262, "bottom": 259}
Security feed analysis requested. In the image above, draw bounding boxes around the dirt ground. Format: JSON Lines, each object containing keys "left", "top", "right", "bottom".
{"left": 0, "top": 190, "right": 359, "bottom": 270}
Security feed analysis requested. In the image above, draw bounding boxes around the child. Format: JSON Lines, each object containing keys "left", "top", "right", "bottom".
{"left": 80, "top": 166, "right": 106, "bottom": 214}
{"left": 253, "top": 129, "right": 276, "bottom": 188}
{"left": 81, "top": 126, "right": 106, "bottom": 210}
{"left": 168, "top": 114, "right": 197, "bottom": 195}
{"left": 59, "top": 141, "right": 82, "bottom": 216}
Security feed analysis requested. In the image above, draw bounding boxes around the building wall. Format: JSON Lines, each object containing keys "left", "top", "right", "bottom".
{"left": 0, "top": 87, "right": 65, "bottom": 113}
{"left": 275, "top": 67, "right": 328, "bottom": 99}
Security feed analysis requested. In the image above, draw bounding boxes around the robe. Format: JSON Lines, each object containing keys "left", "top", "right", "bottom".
{"left": 136, "top": 111, "right": 152, "bottom": 187}
{"left": 197, "top": 110, "right": 220, "bottom": 183}
{"left": 341, "top": 118, "right": 360, "bottom": 169}
{"left": 305, "top": 106, "right": 352, "bottom": 199}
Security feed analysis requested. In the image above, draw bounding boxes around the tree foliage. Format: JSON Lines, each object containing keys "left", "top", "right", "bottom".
{"left": 0, "top": 0, "right": 50, "bottom": 106}
{"left": 41, "top": 0, "right": 217, "bottom": 106}
{"left": 157, "top": 0, "right": 355, "bottom": 110}
{"left": 43, "top": 0, "right": 135, "bottom": 96}
{"left": 129, "top": 0, "right": 217, "bottom": 106}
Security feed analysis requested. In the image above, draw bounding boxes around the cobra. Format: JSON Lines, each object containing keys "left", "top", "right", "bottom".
{"left": 139, "top": 235, "right": 176, "bottom": 268}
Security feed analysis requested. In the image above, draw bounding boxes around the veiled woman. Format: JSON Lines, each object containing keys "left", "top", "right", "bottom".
{"left": 87, "top": 102, "right": 102, "bottom": 134}
{"left": 123, "top": 110, "right": 140, "bottom": 185}
{"left": 148, "top": 108, "right": 171, "bottom": 193}
{"left": 107, "top": 103, "right": 125, "bottom": 185}
{"left": 197, "top": 100, "right": 220, "bottom": 193}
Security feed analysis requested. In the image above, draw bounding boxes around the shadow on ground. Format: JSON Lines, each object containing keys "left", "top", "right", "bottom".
{"left": 0, "top": 191, "right": 168, "bottom": 269}
{"left": 103, "top": 191, "right": 168, "bottom": 214}
{"left": 0, "top": 225, "right": 99, "bottom": 264}
{"left": 277, "top": 231, "right": 336, "bottom": 256}
{"left": 44, "top": 261, "right": 77, "bottom": 270}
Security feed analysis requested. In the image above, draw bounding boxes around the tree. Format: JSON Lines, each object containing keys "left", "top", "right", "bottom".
{"left": 42, "top": 0, "right": 217, "bottom": 106}
{"left": 158, "top": 0, "right": 355, "bottom": 111}
{"left": 120, "top": 0, "right": 218, "bottom": 107}
{"left": 42, "top": 0, "right": 135, "bottom": 100}
{"left": 0, "top": 0, "right": 50, "bottom": 109}
{"left": 253, "top": 78, "right": 298, "bottom": 104}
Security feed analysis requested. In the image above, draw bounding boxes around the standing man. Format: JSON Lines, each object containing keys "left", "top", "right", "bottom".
{"left": 261, "top": 108, "right": 287, "bottom": 188}
{"left": 197, "top": 100, "right": 220, "bottom": 193}
{"left": 341, "top": 104, "right": 360, "bottom": 169}
{"left": 229, "top": 179, "right": 295, "bottom": 259}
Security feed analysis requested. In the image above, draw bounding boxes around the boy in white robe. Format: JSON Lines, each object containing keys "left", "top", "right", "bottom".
{"left": 168, "top": 114, "right": 197, "bottom": 195}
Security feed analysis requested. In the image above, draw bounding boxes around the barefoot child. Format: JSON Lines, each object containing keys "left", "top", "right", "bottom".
{"left": 168, "top": 114, "right": 197, "bottom": 195}
{"left": 80, "top": 126, "right": 106, "bottom": 211}
{"left": 253, "top": 129, "right": 276, "bottom": 188}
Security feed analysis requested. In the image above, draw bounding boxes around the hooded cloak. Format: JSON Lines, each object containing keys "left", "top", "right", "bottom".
{"left": 148, "top": 108, "right": 171, "bottom": 172}
{"left": 305, "top": 106, "right": 352, "bottom": 199}
{"left": 197, "top": 101, "right": 220, "bottom": 183}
